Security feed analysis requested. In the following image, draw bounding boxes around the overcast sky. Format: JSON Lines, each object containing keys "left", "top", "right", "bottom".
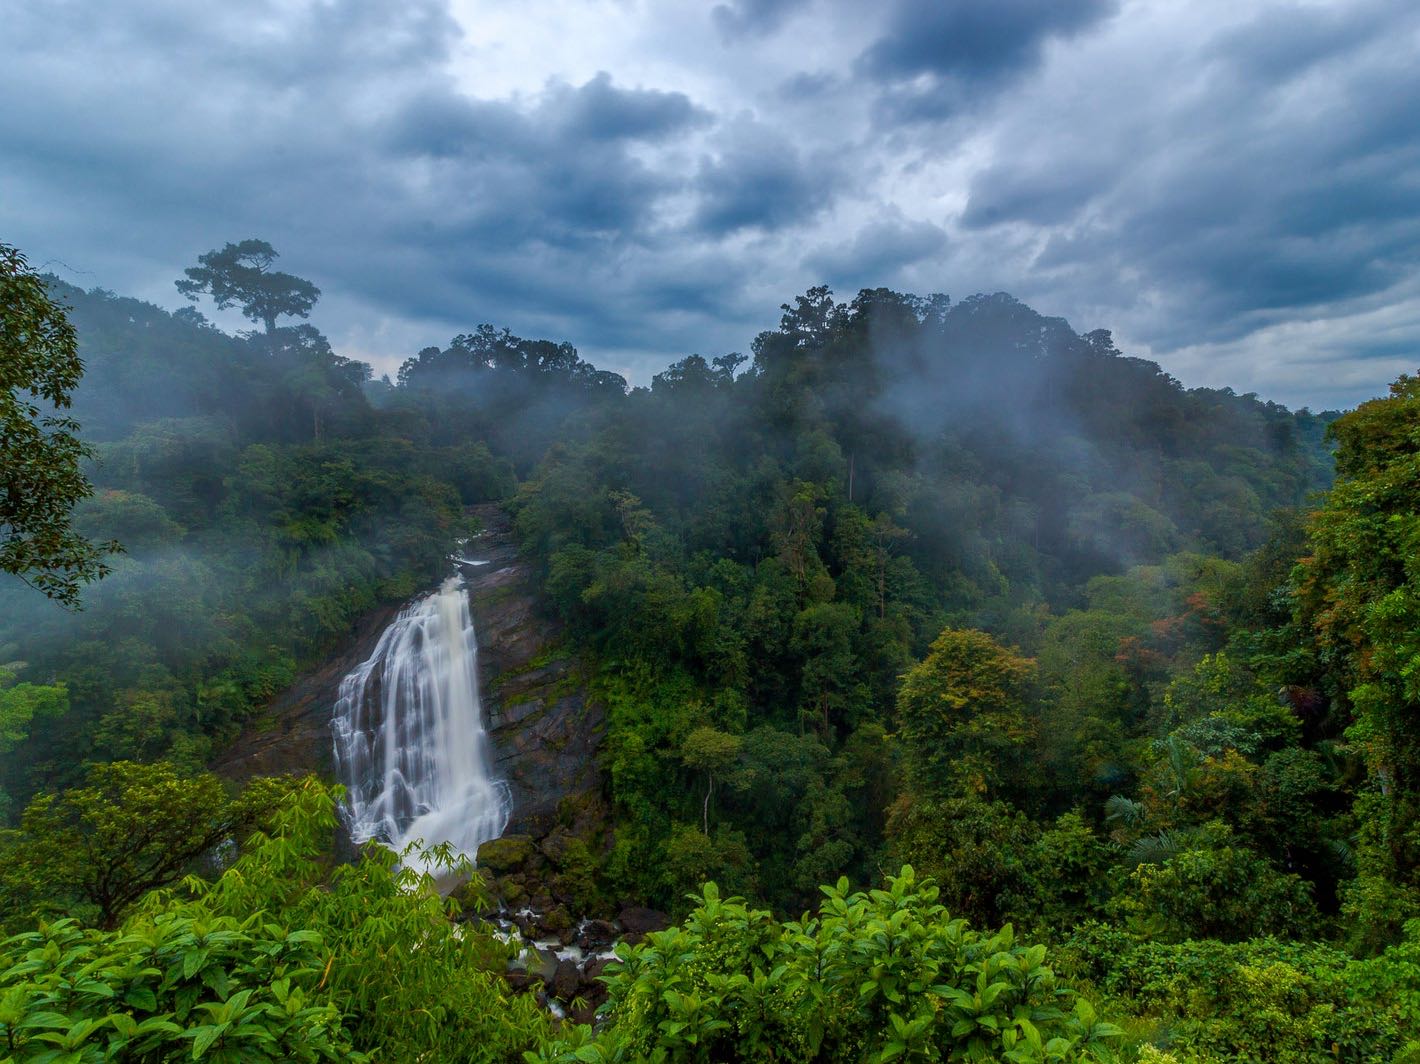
{"left": 4, "top": 0, "right": 1418, "bottom": 410}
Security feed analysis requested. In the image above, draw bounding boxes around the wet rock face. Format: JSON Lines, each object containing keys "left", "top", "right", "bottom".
{"left": 214, "top": 503, "right": 605, "bottom": 850}
{"left": 212, "top": 601, "right": 403, "bottom": 781}
{"left": 460, "top": 504, "right": 604, "bottom": 839}
{"left": 551, "top": 958, "right": 583, "bottom": 1002}
{"left": 467, "top": 906, "right": 630, "bottom": 1021}
{"left": 576, "top": 919, "right": 618, "bottom": 952}
{"left": 477, "top": 834, "right": 537, "bottom": 875}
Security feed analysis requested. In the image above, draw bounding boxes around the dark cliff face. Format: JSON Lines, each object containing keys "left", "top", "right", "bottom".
{"left": 214, "top": 503, "right": 604, "bottom": 841}
{"left": 459, "top": 505, "right": 604, "bottom": 837}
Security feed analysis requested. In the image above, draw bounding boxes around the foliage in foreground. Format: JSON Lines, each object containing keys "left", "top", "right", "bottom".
{"left": 539, "top": 868, "right": 1120, "bottom": 1064}
{"left": 0, "top": 915, "right": 355, "bottom": 1062}
{"left": 0, "top": 761, "right": 288, "bottom": 931}
{"left": 0, "top": 778, "right": 1122, "bottom": 1064}
{"left": 0, "top": 778, "right": 555, "bottom": 1063}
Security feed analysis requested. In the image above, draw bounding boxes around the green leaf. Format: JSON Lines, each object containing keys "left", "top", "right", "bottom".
{"left": 110, "top": 1013, "right": 139, "bottom": 1038}
{"left": 189, "top": 1024, "right": 220, "bottom": 1059}
{"left": 124, "top": 987, "right": 158, "bottom": 1012}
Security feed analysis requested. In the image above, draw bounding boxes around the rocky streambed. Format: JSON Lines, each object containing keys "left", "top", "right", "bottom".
{"left": 470, "top": 898, "right": 671, "bottom": 1023}
{"left": 452, "top": 831, "right": 671, "bottom": 1022}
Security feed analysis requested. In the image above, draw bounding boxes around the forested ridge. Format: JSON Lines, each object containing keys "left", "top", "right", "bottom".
{"left": 3, "top": 252, "right": 1419, "bottom": 1062}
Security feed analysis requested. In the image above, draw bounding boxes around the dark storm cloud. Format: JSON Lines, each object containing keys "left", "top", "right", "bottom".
{"left": 981, "top": 0, "right": 1420, "bottom": 356}
{"left": 777, "top": 71, "right": 840, "bottom": 101}
{"left": 692, "top": 124, "right": 844, "bottom": 235}
{"left": 1215, "top": 1, "right": 1394, "bottom": 83}
{"left": 548, "top": 73, "right": 713, "bottom": 143}
{"left": 808, "top": 218, "right": 948, "bottom": 287}
{"left": 0, "top": 0, "right": 745, "bottom": 363}
{"left": 382, "top": 93, "right": 529, "bottom": 159}
{"left": 961, "top": 163, "right": 1109, "bottom": 229}
{"left": 377, "top": 75, "right": 709, "bottom": 245}
{"left": 2, "top": 0, "right": 1417, "bottom": 407}
{"left": 857, "top": 0, "right": 1117, "bottom": 118}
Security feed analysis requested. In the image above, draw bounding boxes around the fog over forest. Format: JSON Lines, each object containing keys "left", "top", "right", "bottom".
{"left": 2, "top": 2, "right": 1420, "bottom": 1062}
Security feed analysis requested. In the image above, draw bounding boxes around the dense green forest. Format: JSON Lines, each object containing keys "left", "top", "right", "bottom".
{"left": 3, "top": 244, "right": 1419, "bottom": 1062}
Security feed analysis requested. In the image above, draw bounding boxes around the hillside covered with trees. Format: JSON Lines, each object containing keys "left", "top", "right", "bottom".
{"left": 2, "top": 242, "right": 1418, "bottom": 1062}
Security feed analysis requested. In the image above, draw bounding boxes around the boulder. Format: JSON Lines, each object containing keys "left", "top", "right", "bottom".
{"left": 571, "top": 958, "right": 612, "bottom": 1023}
{"left": 575, "top": 919, "right": 618, "bottom": 952}
{"left": 551, "top": 958, "right": 583, "bottom": 1002}
{"left": 504, "top": 970, "right": 545, "bottom": 994}
{"left": 538, "top": 905, "right": 573, "bottom": 939}
{"left": 617, "top": 906, "right": 671, "bottom": 935}
{"left": 583, "top": 956, "right": 613, "bottom": 990}
{"left": 539, "top": 827, "right": 576, "bottom": 864}
{"left": 477, "top": 835, "right": 534, "bottom": 874}
{"left": 448, "top": 877, "right": 496, "bottom": 919}
{"left": 496, "top": 876, "right": 527, "bottom": 907}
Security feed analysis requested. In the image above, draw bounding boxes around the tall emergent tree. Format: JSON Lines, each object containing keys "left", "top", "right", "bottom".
{"left": 896, "top": 627, "right": 1036, "bottom": 799}
{"left": 0, "top": 242, "right": 115, "bottom": 607}
{"left": 175, "top": 238, "right": 320, "bottom": 335}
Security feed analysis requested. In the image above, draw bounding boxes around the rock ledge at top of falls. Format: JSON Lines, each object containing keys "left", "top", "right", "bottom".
{"left": 213, "top": 503, "right": 605, "bottom": 841}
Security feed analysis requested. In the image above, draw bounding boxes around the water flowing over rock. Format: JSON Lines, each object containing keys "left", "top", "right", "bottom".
{"left": 331, "top": 575, "right": 511, "bottom": 866}
{"left": 214, "top": 504, "right": 605, "bottom": 860}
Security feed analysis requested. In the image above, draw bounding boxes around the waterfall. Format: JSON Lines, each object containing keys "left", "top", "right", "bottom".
{"left": 332, "top": 574, "right": 510, "bottom": 869}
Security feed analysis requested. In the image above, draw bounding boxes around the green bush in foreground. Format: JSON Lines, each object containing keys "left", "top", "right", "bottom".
{"left": 0, "top": 778, "right": 556, "bottom": 1063}
{"left": 539, "top": 866, "right": 1119, "bottom": 1063}
{"left": 0, "top": 914, "right": 353, "bottom": 1062}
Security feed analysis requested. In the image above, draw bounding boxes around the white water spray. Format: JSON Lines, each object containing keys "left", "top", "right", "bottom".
{"left": 332, "top": 575, "right": 510, "bottom": 867}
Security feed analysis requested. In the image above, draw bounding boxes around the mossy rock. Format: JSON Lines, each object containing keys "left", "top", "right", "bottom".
{"left": 497, "top": 877, "right": 527, "bottom": 907}
{"left": 477, "top": 834, "right": 535, "bottom": 874}
{"left": 540, "top": 905, "right": 573, "bottom": 935}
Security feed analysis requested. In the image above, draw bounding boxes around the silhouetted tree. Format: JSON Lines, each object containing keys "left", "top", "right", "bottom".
{"left": 176, "top": 239, "right": 319, "bottom": 335}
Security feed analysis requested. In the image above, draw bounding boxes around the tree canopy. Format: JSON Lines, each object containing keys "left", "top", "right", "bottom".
{"left": 0, "top": 242, "right": 116, "bottom": 607}
{"left": 176, "top": 239, "right": 320, "bottom": 335}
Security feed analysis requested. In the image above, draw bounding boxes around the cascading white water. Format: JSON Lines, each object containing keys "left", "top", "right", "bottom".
{"left": 331, "top": 575, "right": 510, "bottom": 869}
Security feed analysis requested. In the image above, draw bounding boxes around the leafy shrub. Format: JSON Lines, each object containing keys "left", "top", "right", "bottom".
{"left": 538, "top": 866, "right": 1120, "bottom": 1063}
{"left": 1113, "top": 842, "right": 1318, "bottom": 942}
{"left": 0, "top": 914, "right": 354, "bottom": 1062}
{"left": 1, "top": 778, "right": 557, "bottom": 1064}
{"left": 1059, "top": 922, "right": 1420, "bottom": 1063}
